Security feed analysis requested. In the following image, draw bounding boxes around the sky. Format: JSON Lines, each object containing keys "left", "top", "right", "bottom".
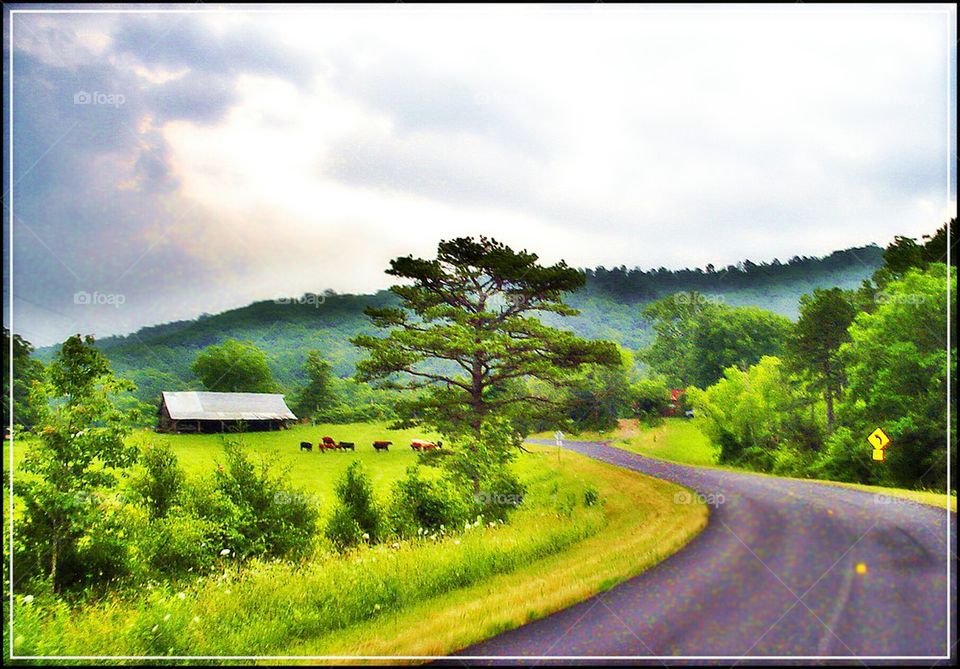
{"left": 3, "top": 4, "right": 957, "bottom": 346}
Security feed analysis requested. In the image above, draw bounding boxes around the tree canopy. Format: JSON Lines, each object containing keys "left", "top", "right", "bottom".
{"left": 787, "top": 288, "right": 857, "bottom": 431}
{"left": 192, "top": 339, "right": 277, "bottom": 393}
{"left": 353, "top": 236, "right": 620, "bottom": 490}
{"left": 642, "top": 293, "right": 792, "bottom": 388}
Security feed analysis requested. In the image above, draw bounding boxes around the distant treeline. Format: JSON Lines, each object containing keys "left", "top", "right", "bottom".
{"left": 582, "top": 245, "right": 884, "bottom": 302}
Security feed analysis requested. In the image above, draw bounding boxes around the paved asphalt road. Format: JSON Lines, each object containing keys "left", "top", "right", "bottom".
{"left": 450, "top": 439, "right": 957, "bottom": 663}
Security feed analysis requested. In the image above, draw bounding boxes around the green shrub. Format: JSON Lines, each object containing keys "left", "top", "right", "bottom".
{"left": 68, "top": 495, "right": 145, "bottom": 591}
{"left": 179, "top": 477, "right": 244, "bottom": 554}
{"left": 212, "top": 441, "right": 320, "bottom": 560}
{"left": 808, "top": 427, "right": 878, "bottom": 484}
{"left": 630, "top": 378, "right": 671, "bottom": 424}
{"left": 388, "top": 467, "right": 471, "bottom": 538}
{"left": 475, "top": 470, "right": 526, "bottom": 522}
{"left": 334, "top": 461, "right": 382, "bottom": 542}
{"left": 140, "top": 511, "right": 220, "bottom": 576}
{"left": 130, "top": 443, "right": 184, "bottom": 519}
{"left": 770, "top": 444, "right": 818, "bottom": 478}
{"left": 324, "top": 506, "right": 364, "bottom": 550}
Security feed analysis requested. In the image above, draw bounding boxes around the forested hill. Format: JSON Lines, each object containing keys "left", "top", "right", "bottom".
{"left": 34, "top": 244, "right": 883, "bottom": 402}
{"left": 546, "top": 244, "right": 883, "bottom": 347}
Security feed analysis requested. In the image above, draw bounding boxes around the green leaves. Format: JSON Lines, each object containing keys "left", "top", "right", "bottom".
{"left": 838, "top": 263, "right": 954, "bottom": 490}
{"left": 786, "top": 287, "right": 857, "bottom": 430}
{"left": 642, "top": 294, "right": 791, "bottom": 388}
{"left": 291, "top": 351, "right": 337, "bottom": 420}
{"left": 17, "top": 334, "right": 140, "bottom": 591}
{"left": 192, "top": 339, "right": 277, "bottom": 393}
{"left": 687, "top": 356, "right": 816, "bottom": 469}
{"left": 353, "top": 236, "right": 620, "bottom": 490}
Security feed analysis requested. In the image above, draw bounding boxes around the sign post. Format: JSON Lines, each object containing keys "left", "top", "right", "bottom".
{"left": 868, "top": 427, "right": 891, "bottom": 462}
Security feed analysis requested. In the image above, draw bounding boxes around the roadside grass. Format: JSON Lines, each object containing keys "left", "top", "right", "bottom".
{"left": 9, "top": 444, "right": 708, "bottom": 659}
{"left": 551, "top": 419, "right": 956, "bottom": 513}
{"left": 278, "top": 443, "right": 709, "bottom": 659}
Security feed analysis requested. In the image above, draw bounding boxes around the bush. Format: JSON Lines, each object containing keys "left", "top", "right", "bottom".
{"left": 388, "top": 467, "right": 471, "bottom": 539}
{"left": 770, "top": 445, "right": 817, "bottom": 478}
{"left": 212, "top": 441, "right": 320, "bottom": 560}
{"left": 179, "top": 477, "right": 244, "bottom": 554}
{"left": 130, "top": 443, "right": 184, "bottom": 519}
{"left": 140, "top": 511, "right": 220, "bottom": 576}
{"left": 475, "top": 470, "right": 526, "bottom": 522}
{"left": 324, "top": 461, "right": 382, "bottom": 551}
{"left": 807, "top": 427, "right": 878, "bottom": 485}
{"left": 324, "top": 507, "right": 364, "bottom": 550}
{"left": 630, "top": 379, "right": 671, "bottom": 424}
{"left": 67, "top": 495, "right": 145, "bottom": 591}
{"left": 334, "top": 461, "right": 382, "bottom": 542}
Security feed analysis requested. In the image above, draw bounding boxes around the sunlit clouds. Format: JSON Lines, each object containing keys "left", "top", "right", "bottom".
{"left": 6, "top": 5, "right": 956, "bottom": 344}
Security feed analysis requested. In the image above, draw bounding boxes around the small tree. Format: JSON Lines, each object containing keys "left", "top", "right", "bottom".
{"left": 787, "top": 288, "right": 856, "bottom": 432}
{"left": 562, "top": 345, "right": 634, "bottom": 432}
{"left": 325, "top": 461, "right": 382, "bottom": 549}
{"left": 130, "top": 443, "right": 184, "bottom": 519}
{"left": 18, "top": 334, "right": 138, "bottom": 592}
{"left": 353, "top": 237, "right": 619, "bottom": 492}
{"left": 293, "top": 350, "right": 337, "bottom": 421}
{"left": 192, "top": 340, "right": 276, "bottom": 393}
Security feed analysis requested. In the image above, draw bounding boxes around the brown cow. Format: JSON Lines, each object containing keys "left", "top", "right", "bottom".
{"left": 373, "top": 440, "right": 391, "bottom": 452}
{"left": 411, "top": 439, "right": 443, "bottom": 451}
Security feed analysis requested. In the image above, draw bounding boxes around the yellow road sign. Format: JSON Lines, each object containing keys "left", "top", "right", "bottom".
{"left": 868, "top": 428, "right": 891, "bottom": 450}
{"left": 872, "top": 448, "right": 886, "bottom": 461}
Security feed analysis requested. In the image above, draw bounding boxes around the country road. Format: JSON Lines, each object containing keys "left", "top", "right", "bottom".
{"left": 450, "top": 439, "right": 957, "bottom": 663}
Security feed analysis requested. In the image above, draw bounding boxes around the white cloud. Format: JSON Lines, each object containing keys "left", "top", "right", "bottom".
{"left": 7, "top": 4, "right": 957, "bottom": 344}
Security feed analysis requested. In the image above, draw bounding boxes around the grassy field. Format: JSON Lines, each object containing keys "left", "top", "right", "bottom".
{"left": 137, "top": 422, "right": 441, "bottom": 501}
{"left": 551, "top": 419, "right": 957, "bottom": 513}
{"left": 9, "top": 425, "right": 709, "bottom": 660}
{"left": 12, "top": 422, "right": 438, "bottom": 509}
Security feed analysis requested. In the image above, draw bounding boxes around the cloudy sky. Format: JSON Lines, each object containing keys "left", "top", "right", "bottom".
{"left": 4, "top": 4, "right": 956, "bottom": 346}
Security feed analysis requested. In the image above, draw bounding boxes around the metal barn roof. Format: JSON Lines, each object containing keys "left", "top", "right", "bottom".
{"left": 160, "top": 391, "right": 297, "bottom": 421}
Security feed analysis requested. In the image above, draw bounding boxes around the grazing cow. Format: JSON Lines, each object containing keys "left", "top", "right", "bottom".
{"left": 299, "top": 441, "right": 313, "bottom": 452}
{"left": 339, "top": 441, "right": 355, "bottom": 451}
{"left": 412, "top": 439, "right": 442, "bottom": 451}
{"left": 316, "top": 436, "right": 339, "bottom": 453}
{"left": 373, "top": 440, "right": 392, "bottom": 452}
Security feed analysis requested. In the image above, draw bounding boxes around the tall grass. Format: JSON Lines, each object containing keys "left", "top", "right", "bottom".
{"left": 10, "top": 453, "right": 605, "bottom": 658}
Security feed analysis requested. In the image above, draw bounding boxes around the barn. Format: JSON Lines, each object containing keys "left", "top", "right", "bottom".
{"left": 157, "top": 391, "right": 297, "bottom": 434}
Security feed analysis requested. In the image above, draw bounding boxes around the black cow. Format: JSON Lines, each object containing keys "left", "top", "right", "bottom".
{"left": 339, "top": 441, "right": 355, "bottom": 451}
{"left": 299, "top": 441, "right": 313, "bottom": 452}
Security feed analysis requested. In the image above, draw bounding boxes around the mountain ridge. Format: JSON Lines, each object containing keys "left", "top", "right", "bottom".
{"left": 32, "top": 243, "right": 885, "bottom": 403}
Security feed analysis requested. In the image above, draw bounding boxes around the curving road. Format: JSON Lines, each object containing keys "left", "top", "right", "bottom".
{"left": 451, "top": 440, "right": 957, "bottom": 663}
